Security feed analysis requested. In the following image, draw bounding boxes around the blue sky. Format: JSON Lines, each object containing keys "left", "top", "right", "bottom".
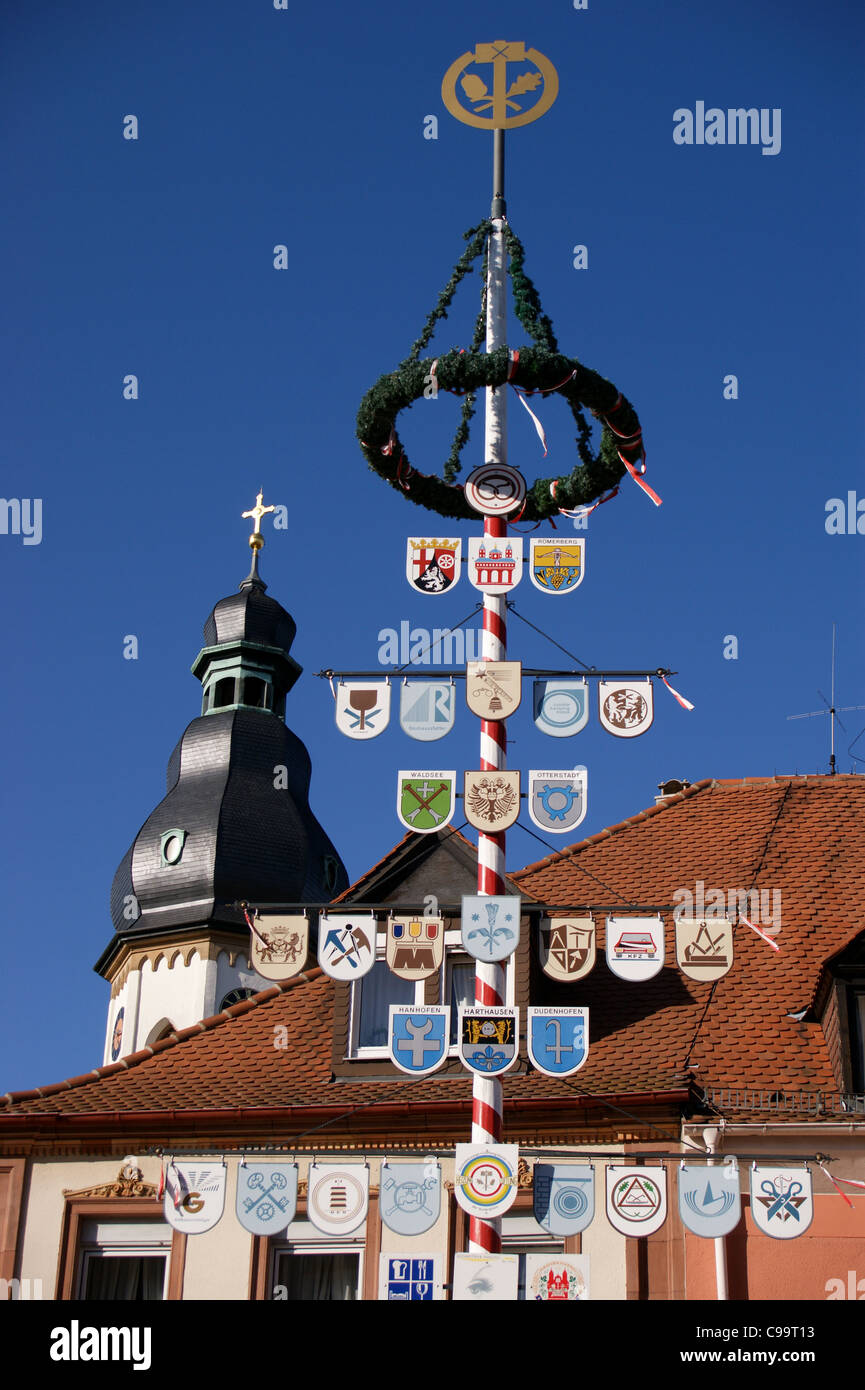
{"left": 2, "top": 0, "right": 863, "bottom": 1091}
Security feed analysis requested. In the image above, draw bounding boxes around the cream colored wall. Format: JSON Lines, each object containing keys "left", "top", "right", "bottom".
{"left": 17, "top": 1156, "right": 168, "bottom": 1297}
{"left": 181, "top": 1158, "right": 253, "bottom": 1300}
{"left": 15, "top": 1150, "right": 629, "bottom": 1300}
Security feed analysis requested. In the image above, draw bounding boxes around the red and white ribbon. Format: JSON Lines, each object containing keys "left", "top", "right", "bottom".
{"left": 157, "top": 1156, "right": 165, "bottom": 1200}
{"left": 243, "top": 906, "right": 269, "bottom": 947}
{"left": 661, "top": 675, "right": 695, "bottom": 711}
{"left": 818, "top": 1162, "right": 865, "bottom": 1207}
{"left": 511, "top": 386, "right": 548, "bottom": 455}
{"left": 740, "top": 916, "right": 780, "bottom": 951}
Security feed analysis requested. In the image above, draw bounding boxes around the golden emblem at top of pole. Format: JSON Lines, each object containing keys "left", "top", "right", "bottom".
{"left": 242, "top": 489, "right": 275, "bottom": 551}
{"left": 442, "top": 41, "right": 558, "bottom": 130}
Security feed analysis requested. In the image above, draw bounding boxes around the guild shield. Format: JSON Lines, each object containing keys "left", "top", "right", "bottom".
{"left": 317, "top": 913, "right": 376, "bottom": 980}
{"left": 396, "top": 771, "right": 456, "bottom": 833}
{"left": 529, "top": 537, "right": 585, "bottom": 594}
{"left": 750, "top": 1166, "right": 814, "bottom": 1239}
{"left": 606, "top": 1166, "right": 667, "bottom": 1237}
{"left": 528, "top": 767, "right": 587, "bottom": 833}
{"left": 307, "top": 1164, "right": 369, "bottom": 1236}
{"left": 464, "top": 770, "right": 521, "bottom": 832}
{"left": 533, "top": 679, "right": 589, "bottom": 737}
{"left": 379, "top": 1162, "right": 442, "bottom": 1237}
{"left": 598, "top": 679, "right": 653, "bottom": 738}
{"left": 163, "top": 1162, "right": 226, "bottom": 1234}
{"left": 386, "top": 915, "right": 443, "bottom": 980}
{"left": 525, "top": 1254, "right": 589, "bottom": 1301}
{"left": 462, "top": 894, "right": 520, "bottom": 963}
{"left": 399, "top": 681, "right": 455, "bottom": 741}
{"left": 249, "top": 912, "right": 309, "bottom": 982}
{"left": 539, "top": 917, "right": 596, "bottom": 983}
{"left": 458, "top": 1007, "right": 519, "bottom": 1076}
{"left": 406, "top": 538, "right": 461, "bottom": 595}
{"left": 453, "top": 1144, "right": 520, "bottom": 1219}
{"left": 605, "top": 915, "right": 665, "bottom": 982}
{"left": 389, "top": 1006, "right": 450, "bottom": 1077}
{"left": 236, "top": 1163, "right": 298, "bottom": 1236}
{"left": 534, "top": 1163, "right": 595, "bottom": 1236}
{"left": 467, "top": 536, "right": 523, "bottom": 593}
{"left": 527, "top": 1008, "right": 588, "bottom": 1077}
{"left": 678, "top": 1162, "right": 741, "bottom": 1238}
{"left": 466, "top": 661, "right": 522, "bottom": 720}
{"left": 675, "top": 917, "right": 734, "bottom": 982}
{"left": 335, "top": 680, "right": 391, "bottom": 739}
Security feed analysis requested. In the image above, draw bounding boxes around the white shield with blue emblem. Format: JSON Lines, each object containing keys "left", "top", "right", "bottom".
{"left": 236, "top": 1162, "right": 298, "bottom": 1236}
{"left": 335, "top": 680, "right": 391, "bottom": 738}
{"left": 750, "top": 1166, "right": 813, "bottom": 1239}
{"left": 399, "top": 681, "right": 456, "bottom": 741}
{"left": 528, "top": 767, "right": 587, "bottom": 833}
{"left": 533, "top": 680, "right": 589, "bottom": 737}
{"left": 389, "top": 1006, "right": 450, "bottom": 1077}
{"left": 534, "top": 1163, "right": 595, "bottom": 1236}
{"left": 527, "top": 1008, "right": 588, "bottom": 1077}
{"left": 462, "top": 894, "right": 520, "bottom": 962}
{"left": 380, "top": 1161, "right": 442, "bottom": 1236}
{"left": 678, "top": 1161, "right": 741, "bottom": 1238}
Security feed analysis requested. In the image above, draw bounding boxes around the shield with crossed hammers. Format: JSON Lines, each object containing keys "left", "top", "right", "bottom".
{"left": 396, "top": 771, "right": 456, "bottom": 834}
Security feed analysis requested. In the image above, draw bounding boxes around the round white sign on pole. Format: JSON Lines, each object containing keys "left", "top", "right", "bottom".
{"left": 464, "top": 463, "right": 527, "bottom": 516}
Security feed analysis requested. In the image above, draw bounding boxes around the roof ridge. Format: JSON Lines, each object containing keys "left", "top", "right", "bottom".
{"left": 332, "top": 825, "right": 479, "bottom": 903}
{"left": 512, "top": 777, "right": 714, "bottom": 878}
{"left": 0, "top": 968, "right": 325, "bottom": 1108}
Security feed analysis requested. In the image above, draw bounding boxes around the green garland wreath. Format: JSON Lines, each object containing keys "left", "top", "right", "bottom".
{"left": 356, "top": 344, "right": 641, "bottom": 522}
{"left": 356, "top": 221, "right": 644, "bottom": 522}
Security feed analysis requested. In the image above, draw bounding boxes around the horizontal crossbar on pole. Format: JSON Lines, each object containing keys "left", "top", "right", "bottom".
{"left": 316, "top": 667, "right": 675, "bottom": 679}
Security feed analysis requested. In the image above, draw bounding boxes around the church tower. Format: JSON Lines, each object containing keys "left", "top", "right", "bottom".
{"left": 96, "top": 496, "right": 348, "bottom": 1062}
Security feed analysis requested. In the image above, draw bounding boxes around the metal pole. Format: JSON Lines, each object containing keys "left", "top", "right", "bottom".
{"left": 469, "top": 128, "right": 509, "bottom": 1257}
{"left": 703, "top": 1126, "right": 730, "bottom": 1301}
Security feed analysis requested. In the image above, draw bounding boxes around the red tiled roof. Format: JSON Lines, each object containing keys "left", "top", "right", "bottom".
{"left": 2, "top": 776, "right": 863, "bottom": 1125}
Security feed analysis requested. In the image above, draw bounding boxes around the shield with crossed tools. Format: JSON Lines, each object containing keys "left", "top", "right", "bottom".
{"left": 396, "top": 771, "right": 456, "bottom": 834}
{"left": 749, "top": 1166, "right": 813, "bottom": 1240}
{"left": 379, "top": 1162, "right": 442, "bottom": 1237}
{"left": 335, "top": 681, "right": 391, "bottom": 739}
{"left": 236, "top": 1163, "right": 298, "bottom": 1236}
{"left": 317, "top": 913, "right": 376, "bottom": 980}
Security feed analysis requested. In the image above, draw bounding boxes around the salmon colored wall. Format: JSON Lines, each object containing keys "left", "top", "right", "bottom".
{"left": 685, "top": 1195, "right": 865, "bottom": 1300}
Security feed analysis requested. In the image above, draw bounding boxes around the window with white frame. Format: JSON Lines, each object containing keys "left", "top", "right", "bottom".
{"left": 349, "top": 959, "right": 416, "bottom": 1055}
{"left": 76, "top": 1219, "right": 171, "bottom": 1300}
{"left": 269, "top": 1219, "right": 364, "bottom": 1300}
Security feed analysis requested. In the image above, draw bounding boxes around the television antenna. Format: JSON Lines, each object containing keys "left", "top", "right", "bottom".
{"left": 787, "top": 623, "right": 865, "bottom": 774}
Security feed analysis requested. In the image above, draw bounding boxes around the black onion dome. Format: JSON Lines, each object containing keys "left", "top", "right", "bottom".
{"left": 109, "top": 711, "right": 347, "bottom": 934}
{"left": 203, "top": 577, "right": 297, "bottom": 653}
{"left": 107, "top": 556, "right": 347, "bottom": 940}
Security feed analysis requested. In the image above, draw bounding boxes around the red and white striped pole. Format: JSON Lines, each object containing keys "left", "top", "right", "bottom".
{"left": 469, "top": 130, "right": 509, "bottom": 1256}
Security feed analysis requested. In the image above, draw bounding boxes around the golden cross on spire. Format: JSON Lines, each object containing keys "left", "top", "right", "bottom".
{"left": 241, "top": 489, "right": 276, "bottom": 551}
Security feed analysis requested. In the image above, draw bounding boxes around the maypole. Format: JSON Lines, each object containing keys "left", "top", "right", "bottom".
{"left": 470, "top": 126, "right": 509, "bottom": 1255}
